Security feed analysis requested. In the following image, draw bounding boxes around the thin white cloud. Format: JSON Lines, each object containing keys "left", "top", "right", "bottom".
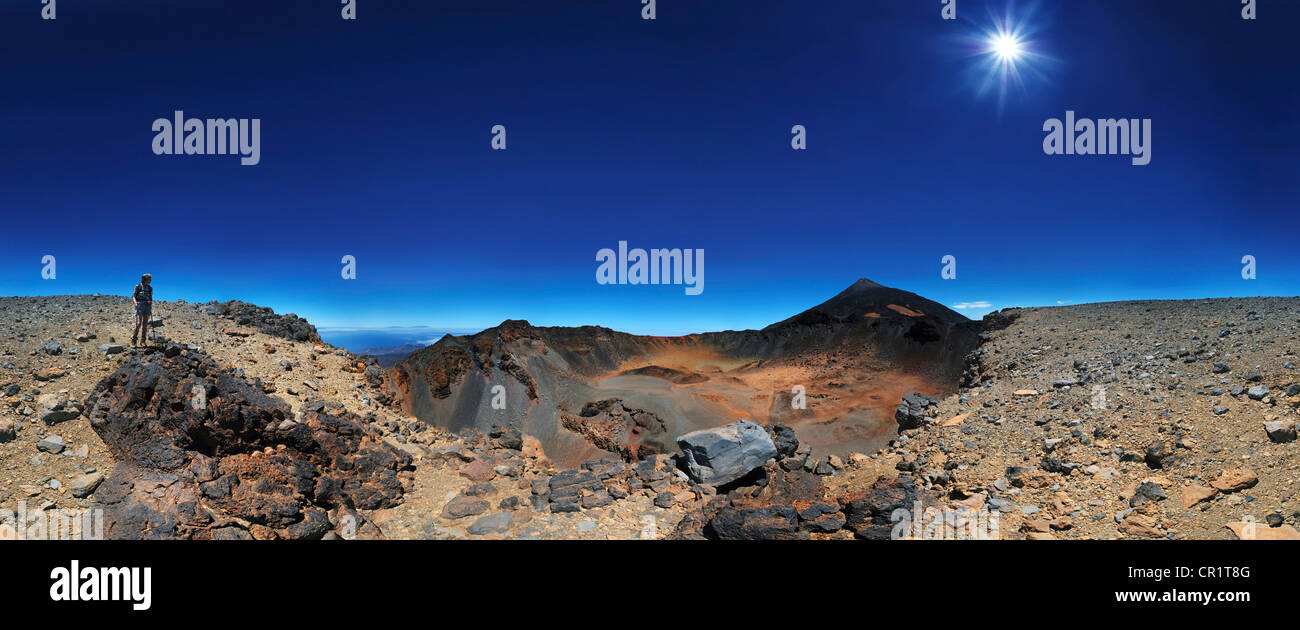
{"left": 952, "top": 301, "right": 992, "bottom": 310}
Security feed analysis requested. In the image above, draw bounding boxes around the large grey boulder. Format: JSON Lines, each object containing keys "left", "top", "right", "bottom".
{"left": 676, "top": 420, "right": 777, "bottom": 486}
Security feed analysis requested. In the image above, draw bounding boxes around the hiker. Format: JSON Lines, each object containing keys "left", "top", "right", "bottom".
{"left": 131, "top": 273, "right": 153, "bottom": 347}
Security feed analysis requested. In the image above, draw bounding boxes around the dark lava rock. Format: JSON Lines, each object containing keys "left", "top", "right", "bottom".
{"left": 802, "top": 512, "right": 846, "bottom": 533}
{"left": 1129, "top": 481, "right": 1168, "bottom": 507}
{"left": 204, "top": 300, "right": 320, "bottom": 343}
{"left": 582, "top": 489, "right": 613, "bottom": 509}
{"left": 548, "top": 469, "right": 604, "bottom": 504}
{"left": 768, "top": 423, "right": 800, "bottom": 458}
{"left": 704, "top": 505, "right": 801, "bottom": 540}
{"left": 84, "top": 345, "right": 410, "bottom": 539}
{"left": 895, "top": 392, "right": 939, "bottom": 430}
{"left": 1145, "top": 441, "right": 1175, "bottom": 469}
{"left": 838, "top": 477, "right": 920, "bottom": 536}
{"left": 286, "top": 508, "right": 331, "bottom": 540}
{"left": 496, "top": 427, "right": 523, "bottom": 451}
{"left": 653, "top": 491, "right": 676, "bottom": 508}
{"left": 549, "top": 498, "right": 581, "bottom": 513}
{"left": 797, "top": 503, "right": 840, "bottom": 521}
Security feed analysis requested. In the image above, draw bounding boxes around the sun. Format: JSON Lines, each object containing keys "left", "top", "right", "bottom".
{"left": 990, "top": 32, "right": 1024, "bottom": 62}
{"left": 958, "top": 4, "right": 1056, "bottom": 111}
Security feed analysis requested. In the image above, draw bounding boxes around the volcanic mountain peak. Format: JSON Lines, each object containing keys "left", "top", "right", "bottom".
{"left": 843, "top": 277, "right": 885, "bottom": 291}
{"left": 762, "top": 278, "right": 967, "bottom": 331}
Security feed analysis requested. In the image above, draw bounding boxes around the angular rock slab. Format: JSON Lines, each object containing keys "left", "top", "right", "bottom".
{"left": 676, "top": 419, "right": 777, "bottom": 486}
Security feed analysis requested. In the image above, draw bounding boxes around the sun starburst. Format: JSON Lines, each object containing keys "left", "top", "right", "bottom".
{"left": 954, "top": 2, "right": 1056, "bottom": 112}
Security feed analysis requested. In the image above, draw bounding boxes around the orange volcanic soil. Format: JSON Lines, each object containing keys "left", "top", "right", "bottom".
{"left": 604, "top": 347, "right": 949, "bottom": 457}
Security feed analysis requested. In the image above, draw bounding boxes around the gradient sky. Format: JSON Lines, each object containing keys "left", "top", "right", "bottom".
{"left": 2, "top": 0, "right": 1296, "bottom": 335}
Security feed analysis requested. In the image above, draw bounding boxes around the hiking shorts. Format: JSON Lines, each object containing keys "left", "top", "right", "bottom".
{"left": 136, "top": 301, "right": 152, "bottom": 320}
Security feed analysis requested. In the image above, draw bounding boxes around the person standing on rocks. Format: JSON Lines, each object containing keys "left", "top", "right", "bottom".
{"left": 131, "top": 273, "right": 153, "bottom": 347}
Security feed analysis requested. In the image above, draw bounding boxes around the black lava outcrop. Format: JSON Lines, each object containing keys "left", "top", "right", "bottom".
{"left": 84, "top": 345, "right": 410, "bottom": 539}
{"left": 202, "top": 300, "right": 320, "bottom": 343}
{"left": 895, "top": 392, "right": 939, "bottom": 431}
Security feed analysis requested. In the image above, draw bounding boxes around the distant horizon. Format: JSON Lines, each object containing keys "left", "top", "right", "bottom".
{"left": 7, "top": 283, "right": 1300, "bottom": 342}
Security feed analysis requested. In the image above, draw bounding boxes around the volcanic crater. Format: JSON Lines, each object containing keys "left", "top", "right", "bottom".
{"left": 386, "top": 279, "right": 982, "bottom": 467}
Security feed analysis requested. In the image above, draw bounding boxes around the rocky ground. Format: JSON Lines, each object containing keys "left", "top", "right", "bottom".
{"left": 0, "top": 296, "right": 724, "bottom": 539}
{"left": 3, "top": 294, "right": 1297, "bottom": 540}
{"left": 0, "top": 295, "right": 419, "bottom": 538}
{"left": 842, "top": 299, "right": 1300, "bottom": 540}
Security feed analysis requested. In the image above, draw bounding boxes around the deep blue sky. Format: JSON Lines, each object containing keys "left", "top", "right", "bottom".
{"left": 2, "top": 0, "right": 1296, "bottom": 334}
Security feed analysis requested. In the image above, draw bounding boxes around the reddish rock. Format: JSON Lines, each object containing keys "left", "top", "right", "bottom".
{"left": 441, "top": 495, "right": 490, "bottom": 520}
{"left": 1210, "top": 468, "right": 1258, "bottom": 493}
{"left": 1180, "top": 485, "right": 1218, "bottom": 508}
{"left": 459, "top": 459, "right": 496, "bottom": 483}
{"left": 34, "top": 367, "right": 66, "bottom": 381}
